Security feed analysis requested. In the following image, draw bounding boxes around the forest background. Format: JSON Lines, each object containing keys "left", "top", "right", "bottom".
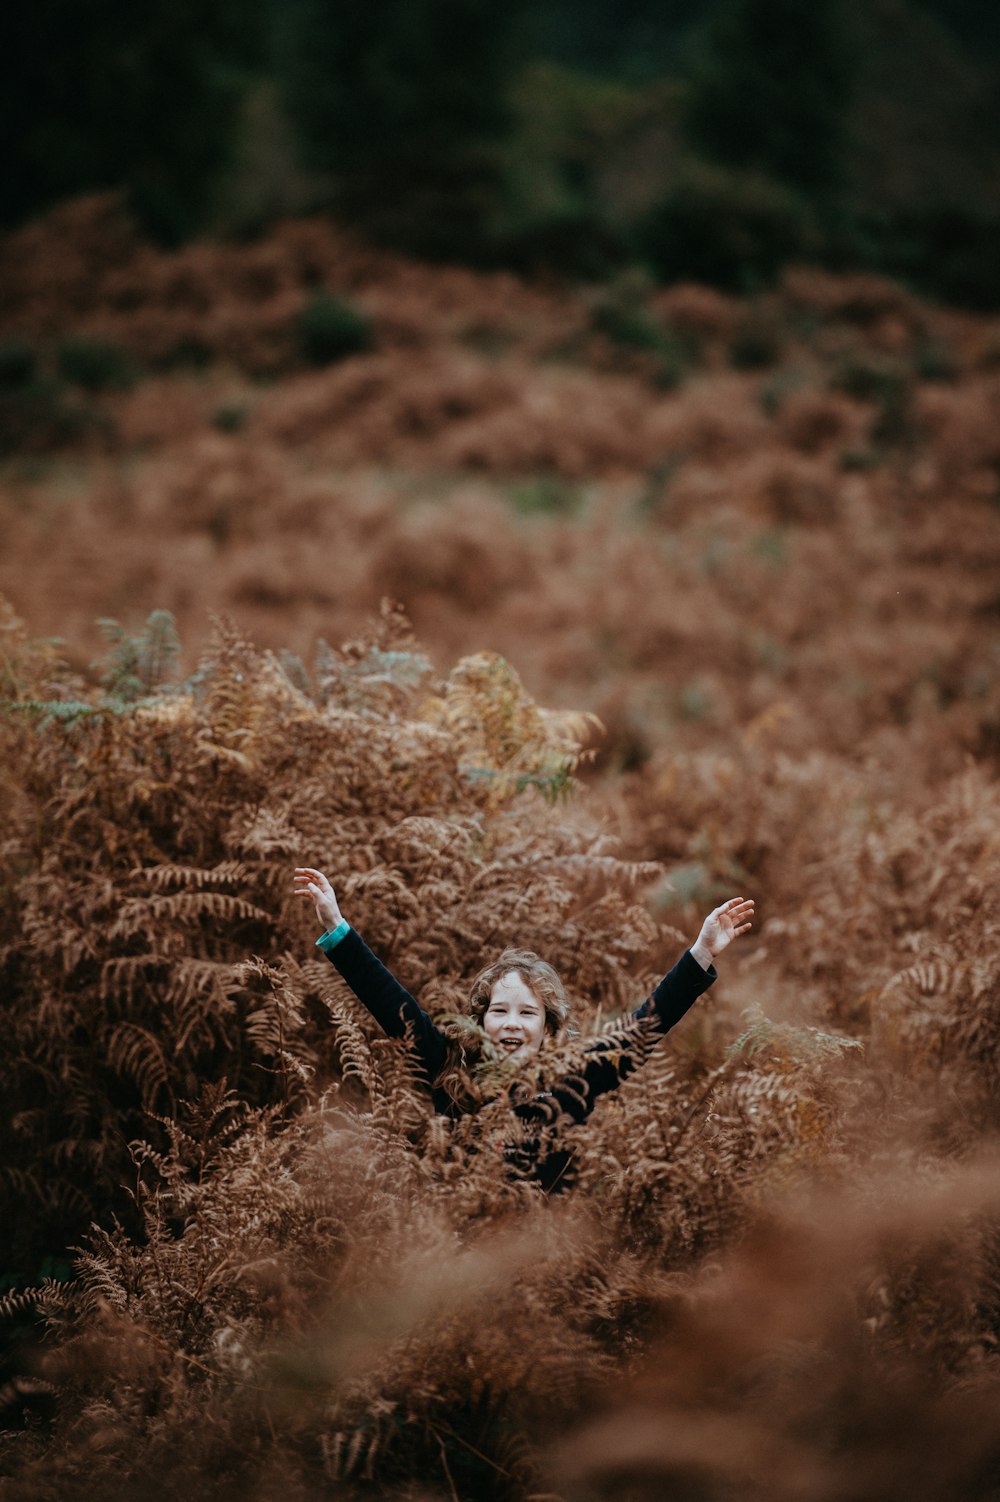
{"left": 3, "top": 1, "right": 1000, "bottom": 1497}
{"left": 8, "top": 0, "right": 1000, "bottom": 304}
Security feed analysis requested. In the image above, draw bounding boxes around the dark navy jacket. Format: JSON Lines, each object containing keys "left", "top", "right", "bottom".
{"left": 321, "top": 927, "right": 716, "bottom": 1190}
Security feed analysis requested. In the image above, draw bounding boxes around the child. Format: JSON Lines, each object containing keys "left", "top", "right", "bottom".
{"left": 294, "top": 867, "right": 753, "bottom": 1188}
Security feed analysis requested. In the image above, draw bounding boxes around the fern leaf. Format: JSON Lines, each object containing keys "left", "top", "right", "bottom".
{"left": 104, "top": 1023, "right": 172, "bottom": 1110}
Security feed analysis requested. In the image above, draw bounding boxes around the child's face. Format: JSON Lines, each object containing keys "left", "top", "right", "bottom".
{"left": 483, "top": 972, "right": 547, "bottom": 1061}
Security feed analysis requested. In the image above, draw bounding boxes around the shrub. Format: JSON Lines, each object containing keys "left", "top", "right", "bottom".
{"left": 881, "top": 205, "right": 1000, "bottom": 314}
{"left": 0, "top": 380, "right": 109, "bottom": 455}
{"left": 492, "top": 199, "right": 632, "bottom": 280}
{"left": 914, "top": 335, "right": 958, "bottom": 383}
{"left": 508, "top": 475, "right": 582, "bottom": 516}
{"left": 94, "top": 609, "right": 181, "bottom": 701}
{"left": 828, "top": 352, "right": 908, "bottom": 405}
{"left": 728, "top": 310, "right": 783, "bottom": 368}
{"left": 828, "top": 351, "right": 915, "bottom": 447}
{"left": 839, "top": 445, "right": 882, "bottom": 471}
{"left": 212, "top": 401, "right": 248, "bottom": 433}
{"left": 56, "top": 335, "right": 137, "bottom": 391}
{"left": 638, "top": 159, "right": 817, "bottom": 291}
{"left": 295, "top": 293, "right": 374, "bottom": 366}
{"left": 0, "top": 338, "right": 36, "bottom": 389}
{"left": 157, "top": 333, "right": 215, "bottom": 371}
{"left": 758, "top": 366, "right": 807, "bottom": 417}
{"left": 589, "top": 290, "right": 690, "bottom": 389}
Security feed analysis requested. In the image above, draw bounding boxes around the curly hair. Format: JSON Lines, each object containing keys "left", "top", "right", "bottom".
{"left": 433, "top": 949, "right": 571, "bottom": 1111}
{"left": 466, "top": 948, "right": 570, "bottom": 1036}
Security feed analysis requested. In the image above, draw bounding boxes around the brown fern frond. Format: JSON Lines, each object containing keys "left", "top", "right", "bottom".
{"left": 108, "top": 892, "right": 271, "bottom": 941}
{"left": 104, "top": 1023, "right": 173, "bottom": 1111}
{"left": 0, "top": 1287, "right": 40, "bottom": 1321}
{"left": 137, "top": 861, "right": 250, "bottom": 891}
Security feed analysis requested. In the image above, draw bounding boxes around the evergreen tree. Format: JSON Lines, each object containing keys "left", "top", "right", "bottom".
{"left": 531, "top": 0, "right": 705, "bottom": 81}
{"left": 270, "top": 0, "right": 529, "bottom": 253}
{"left": 3, "top": 0, "right": 262, "bottom": 241}
{"left": 683, "top": 0, "right": 859, "bottom": 195}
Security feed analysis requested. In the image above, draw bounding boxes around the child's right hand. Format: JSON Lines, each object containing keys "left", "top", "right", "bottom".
{"left": 293, "top": 868, "right": 343, "bottom": 932}
{"left": 691, "top": 896, "right": 754, "bottom": 971}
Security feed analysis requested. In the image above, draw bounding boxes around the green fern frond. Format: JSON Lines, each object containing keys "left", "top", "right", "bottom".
{"left": 5, "top": 697, "right": 126, "bottom": 727}
{"left": 95, "top": 610, "right": 181, "bottom": 702}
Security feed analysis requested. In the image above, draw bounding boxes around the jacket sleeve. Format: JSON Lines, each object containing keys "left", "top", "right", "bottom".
{"left": 516, "top": 949, "right": 717, "bottom": 1128}
{"left": 630, "top": 947, "right": 718, "bottom": 1032}
{"left": 319, "top": 927, "right": 450, "bottom": 1089}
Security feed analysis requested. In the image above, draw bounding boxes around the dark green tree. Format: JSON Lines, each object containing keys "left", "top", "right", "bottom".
{"left": 270, "top": 0, "right": 530, "bottom": 255}
{"left": 530, "top": 0, "right": 705, "bottom": 81}
{"left": 682, "top": 0, "right": 860, "bottom": 196}
{"left": 3, "top": 0, "right": 262, "bottom": 241}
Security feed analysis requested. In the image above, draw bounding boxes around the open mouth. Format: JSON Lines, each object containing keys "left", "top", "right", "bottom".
{"left": 499, "top": 1039, "right": 524, "bottom": 1053}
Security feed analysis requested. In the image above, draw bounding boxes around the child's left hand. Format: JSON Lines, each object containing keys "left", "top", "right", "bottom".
{"left": 692, "top": 897, "right": 755, "bottom": 969}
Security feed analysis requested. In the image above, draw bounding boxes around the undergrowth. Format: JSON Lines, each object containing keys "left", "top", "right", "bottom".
{"left": 1, "top": 600, "right": 1000, "bottom": 1499}
{"left": 3, "top": 205, "right": 1000, "bottom": 1499}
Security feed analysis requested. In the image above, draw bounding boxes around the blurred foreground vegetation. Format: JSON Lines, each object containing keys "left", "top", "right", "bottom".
{"left": 3, "top": 593, "right": 1000, "bottom": 1498}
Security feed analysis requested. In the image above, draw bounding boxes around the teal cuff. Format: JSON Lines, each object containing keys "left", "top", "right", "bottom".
{"left": 316, "top": 919, "right": 350, "bottom": 951}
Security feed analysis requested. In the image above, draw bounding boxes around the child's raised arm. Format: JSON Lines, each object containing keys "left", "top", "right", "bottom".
{"left": 294, "top": 867, "right": 344, "bottom": 935}
{"left": 631, "top": 896, "right": 754, "bottom": 1031}
{"left": 293, "top": 867, "right": 449, "bottom": 1089}
{"left": 689, "top": 897, "right": 755, "bottom": 973}
{"left": 523, "top": 897, "right": 755, "bottom": 1132}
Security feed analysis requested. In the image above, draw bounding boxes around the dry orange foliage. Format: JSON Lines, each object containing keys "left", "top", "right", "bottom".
{"left": 2, "top": 196, "right": 1000, "bottom": 1499}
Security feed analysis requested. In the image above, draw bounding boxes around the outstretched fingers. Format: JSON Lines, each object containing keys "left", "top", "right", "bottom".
{"left": 722, "top": 896, "right": 755, "bottom": 936}
{"left": 293, "top": 868, "right": 343, "bottom": 932}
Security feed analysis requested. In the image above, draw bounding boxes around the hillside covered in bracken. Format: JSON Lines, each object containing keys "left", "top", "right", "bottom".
{"left": 3, "top": 196, "right": 1000, "bottom": 1500}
